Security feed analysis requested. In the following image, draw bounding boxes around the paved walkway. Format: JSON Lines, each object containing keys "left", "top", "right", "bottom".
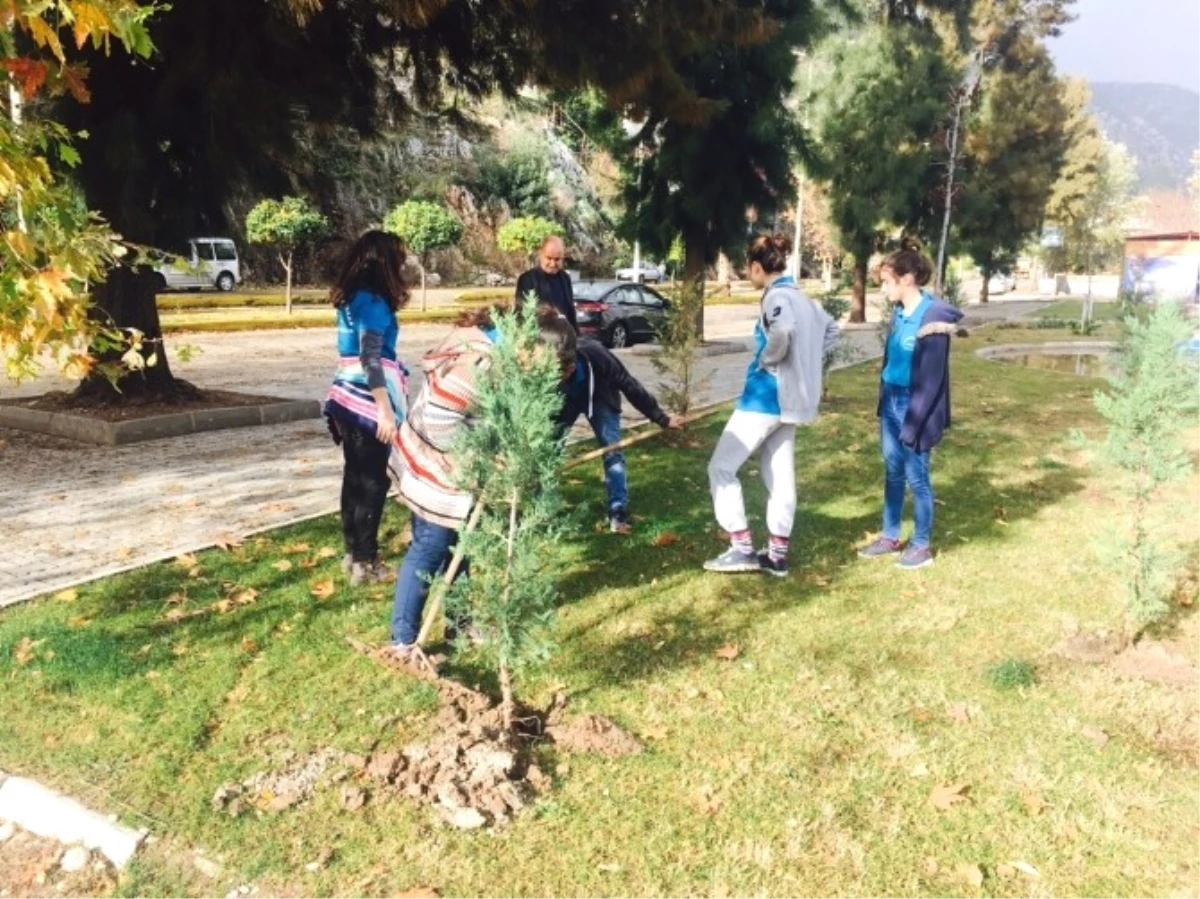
{"left": 0, "top": 299, "right": 1050, "bottom": 607}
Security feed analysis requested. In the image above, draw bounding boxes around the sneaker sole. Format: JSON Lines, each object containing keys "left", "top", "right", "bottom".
{"left": 760, "top": 567, "right": 789, "bottom": 578}
{"left": 702, "top": 562, "right": 763, "bottom": 573}
{"left": 858, "top": 548, "right": 903, "bottom": 559}
{"left": 895, "top": 557, "right": 934, "bottom": 570}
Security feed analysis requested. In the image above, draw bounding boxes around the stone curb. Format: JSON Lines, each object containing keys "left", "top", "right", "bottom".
{"left": 0, "top": 399, "right": 320, "bottom": 446}
{"left": 0, "top": 772, "right": 146, "bottom": 868}
{"left": 629, "top": 339, "right": 748, "bottom": 358}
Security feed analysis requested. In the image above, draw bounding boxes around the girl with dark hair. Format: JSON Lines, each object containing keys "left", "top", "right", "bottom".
{"left": 324, "top": 230, "right": 411, "bottom": 585}
{"left": 384, "top": 308, "right": 576, "bottom": 662}
{"left": 704, "top": 234, "right": 840, "bottom": 577}
{"left": 857, "top": 249, "right": 963, "bottom": 570}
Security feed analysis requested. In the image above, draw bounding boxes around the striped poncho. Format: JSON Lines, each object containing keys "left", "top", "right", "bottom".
{"left": 388, "top": 326, "right": 497, "bottom": 528}
{"left": 323, "top": 290, "right": 407, "bottom": 438}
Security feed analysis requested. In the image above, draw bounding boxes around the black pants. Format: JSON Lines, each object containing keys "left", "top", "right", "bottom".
{"left": 340, "top": 424, "right": 392, "bottom": 562}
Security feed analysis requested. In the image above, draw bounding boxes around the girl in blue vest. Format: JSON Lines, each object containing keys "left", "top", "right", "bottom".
{"left": 323, "top": 231, "right": 409, "bottom": 585}
{"left": 858, "top": 249, "right": 963, "bottom": 570}
{"left": 705, "top": 234, "right": 840, "bottom": 577}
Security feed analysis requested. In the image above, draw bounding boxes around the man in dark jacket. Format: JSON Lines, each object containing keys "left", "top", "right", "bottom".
{"left": 515, "top": 235, "right": 578, "bottom": 331}
{"left": 558, "top": 338, "right": 684, "bottom": 532}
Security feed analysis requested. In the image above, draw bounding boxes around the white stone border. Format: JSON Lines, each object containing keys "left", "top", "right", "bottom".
{"left": 0, "top": 772, "right": 147, "bottom": 868}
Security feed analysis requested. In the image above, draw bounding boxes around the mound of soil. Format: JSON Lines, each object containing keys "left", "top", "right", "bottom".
{"left": 1111, "top": 640, "right": 1197, "bottom": 687}
{"left": 0, "top": 825, "right": 116, "bottom": 898}
{"left": 213, "top": 747, "right": 349, "bottom": 816}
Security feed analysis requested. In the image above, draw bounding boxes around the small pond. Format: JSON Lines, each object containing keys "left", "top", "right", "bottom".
{"left": 977, "top": 342, "right": 1116, "bottom": 378}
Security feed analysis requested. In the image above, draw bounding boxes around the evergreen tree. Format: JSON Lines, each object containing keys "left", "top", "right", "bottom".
{"left": 442, "top": 309, "right": 572, "bottom": 729}
{"left": 621, "top": 0, "right": 820, "bottom": 335}
{"left": 954, "top": 38, "right": 1068, "bottom": 302}
{"left": 1093, "top": 302, "right": 1198, "bottom": 634}
{"left": 651, "top": 280, "right": 710, "bottom": 414}
{"left": 810, "top": 23, "right": 957, "bottom": 321}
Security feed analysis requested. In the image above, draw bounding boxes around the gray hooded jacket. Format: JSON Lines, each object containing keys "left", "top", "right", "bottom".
{"left": 759, "top": 282, "right": 841, "bottom": 425}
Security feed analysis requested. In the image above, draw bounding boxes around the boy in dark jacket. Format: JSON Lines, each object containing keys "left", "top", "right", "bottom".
{"left": 558, "top": 339, "right": 684, "bottom": 532}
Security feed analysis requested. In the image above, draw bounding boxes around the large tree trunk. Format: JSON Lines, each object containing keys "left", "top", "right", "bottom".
{"left": 75, "top": 267, "right": 194, "bottom": 403}
{"left": 850, "top": 257, "right": 868, "bottom": 324}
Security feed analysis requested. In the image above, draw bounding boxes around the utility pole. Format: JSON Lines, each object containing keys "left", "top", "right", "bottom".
{"left": 790, "top": 56, "right": 814, "bottom": 281}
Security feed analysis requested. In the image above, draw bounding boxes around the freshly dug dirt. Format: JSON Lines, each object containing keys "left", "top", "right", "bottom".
{"left": 1052, "top": 630, "right": 1123, "bottom": 664}
{"left": 545, "top": 712, "right": 644, "bottom": 757}
{"left": 1111, "top": 640, "right": 1197, "bottom": 687}
{"left": 0, "top": 825, "right": 116, "bottom": 898}
{"left": 6, "top": 388, "right": 286, "bottom": 422}
{"left": 213, "top": 747, "right": 350, "bottom": 816}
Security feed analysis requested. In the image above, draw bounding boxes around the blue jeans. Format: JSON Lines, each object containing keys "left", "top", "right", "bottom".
{"left": 880, "top": 385, "right": 934, "bottom": 548}
{"left": 390, "top": 514, "right": 464, "bottom": 645}
{"left": 561, "top": 404, "right": 629, "bottom": 512}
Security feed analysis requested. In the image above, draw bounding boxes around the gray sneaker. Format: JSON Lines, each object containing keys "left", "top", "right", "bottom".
{"left": 342, "top": 552, "right": 354, "bottom": 573}
{"left": 896, "top": 545, "right": 934, "bottom": 570}
{"left": 858, "top": 536, "right": 904, "bottom": 559}
{"left": 703, "top": 547, "right": 762, "bottom": 573}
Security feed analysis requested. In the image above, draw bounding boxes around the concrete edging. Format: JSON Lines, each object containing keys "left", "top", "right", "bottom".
{"left": 0, "top": 773, "right": 146, "bottom": 868}
{"left": 0, "top": 399, "right": 320, "bottom": 446}
{"left": 975, "top": 341, "right": 1116, "bottom": 360}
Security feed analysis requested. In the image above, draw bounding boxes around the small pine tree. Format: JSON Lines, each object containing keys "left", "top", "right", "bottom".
{"left": 442, "top": 308, "right": 571, "bottom": 728}
{"left": 1093, "top": 300, "right": 1198, "bottom": 633}
{"left": 651, "top": 277, "right": 710, "bottom": 414}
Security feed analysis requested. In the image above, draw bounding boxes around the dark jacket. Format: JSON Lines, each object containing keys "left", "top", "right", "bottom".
{"left": 877, "top": 298, "right": 964, "bottom": 452}
{"left": 515, "top": 267, "right": 577, "bottom": 332}
{"left": 558, "top": 339, "right": 670, "bottom": 428}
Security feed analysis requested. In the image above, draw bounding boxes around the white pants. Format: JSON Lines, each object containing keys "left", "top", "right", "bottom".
{"left": 708, "top": 410, "right": 797, "bottom": 538}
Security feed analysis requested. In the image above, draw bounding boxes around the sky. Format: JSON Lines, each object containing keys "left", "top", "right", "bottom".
{"left": 1048, "top": 0, "right": 1200, "bottom": 92}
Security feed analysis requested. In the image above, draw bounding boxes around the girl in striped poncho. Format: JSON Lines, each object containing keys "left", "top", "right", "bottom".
{"left": 323, "top": 231, "right": 410, "bottom": 586}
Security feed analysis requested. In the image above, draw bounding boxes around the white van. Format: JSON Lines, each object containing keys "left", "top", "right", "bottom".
{"left": 154, "top": 237, "right": 240, "bottom": 292}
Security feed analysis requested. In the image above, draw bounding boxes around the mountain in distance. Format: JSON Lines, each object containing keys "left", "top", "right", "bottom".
{"left": 1088, "top": 82, "right": 1198, "bottom": 191}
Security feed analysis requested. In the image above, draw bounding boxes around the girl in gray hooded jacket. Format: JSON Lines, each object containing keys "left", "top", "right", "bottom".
{"left": 705, "top": 234, "right": 840, "bottom": 577}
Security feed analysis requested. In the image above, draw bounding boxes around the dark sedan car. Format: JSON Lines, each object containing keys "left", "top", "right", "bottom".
{"left": 573, "top": 280, "right": 671, "bottom": 348}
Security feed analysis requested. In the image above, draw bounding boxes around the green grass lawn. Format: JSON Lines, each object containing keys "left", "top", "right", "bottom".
{"left": 1, "top": 328, "right": 1196, "bottom": 897}
{"left": 1034, "top": 299, "right": 1125, "bottom": 322}
{"left": 159, "top": 306, "right": 462, "bottom": 334}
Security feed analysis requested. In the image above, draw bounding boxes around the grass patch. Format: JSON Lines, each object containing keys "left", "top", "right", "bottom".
{"left": 155, "top": 290, "right": 329, "bottom": 313}
{"left": 1, "top": 327, "right": 1196, "bottom": 897}
{"left": 1035, "top": 299, "right": 1124, "bottom": 322}
{"left": 160, "top": 306, "right": 462, "bottom": 334}
{"left": 986, "top": 658, "right": 1037, "bottom": 690}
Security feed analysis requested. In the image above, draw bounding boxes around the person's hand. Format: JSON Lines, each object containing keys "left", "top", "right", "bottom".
{"left": 665, "top": 413, "right": 686, "bottom": 430}
{"left": 375, "top": 408, "right": 398, "bottom": 445}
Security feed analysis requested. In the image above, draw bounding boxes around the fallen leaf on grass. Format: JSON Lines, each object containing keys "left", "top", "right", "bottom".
{"left": 340, "top": 785, "right": 368, "bottom": 811}
{"left": 214, "top": 534, "right": 243, "bottom": 550}
{"left": 694, "top": 785, "right": 723, "bottom": 815}
{"left": 213, "top": 599, "right": 235, "bottom": 614}
{"left": 930, "top": 781, "right": 971, "bottom": 811}
{"left": 171, "top": 643, "right": 189, "bottom": 657}
{"left": 596, "top": 863, "right": 623, "bottom": 874}
{"left": 310, "top": 579, "right": 336, "bottom": 600}
{"left": 67, "top": 616, "right": 92, "bottom": 629}
{"left": 240, "top": 637, "right": 258, "bottom": 654}
{"left": 281, "top": 542, "right": 311, "bottom": 555}
{"left": 1021, "top": 789, "right": 1046, "bottom": 816}
{"left": 643, "top": 726, "right": 669, "bottom": 741}
{"left": 1010, "top": 861, "right": 1041, "bottom": 879}
{"left": 54, "top": 588, "right": 78, "bottom": 603}
{"left": 955, "top": 863, "right": 984, "bottom": 888}
{"left": 299, "top": 558, "right": 318, "bottom": 570}
{"left": 922, "top": 858, "right": 939, "bottom": 876}
{"left": 909, "top": 762, "right": 929, "bottom": 778}
{"left": 316, "top": 546, "right": 338, "bottom": 559}
{"left": 947, "top": 703, "right": 971, "bottom": 724}
{"left": 396, "top": 889, "right": 440, "bottom": 899}
{"left": 272, "top": 560, "right": 293, "bottom": 573}
{"left": 714, "top": 642, "right": 740, "bottom": 661}
{"left": 165, "top": 591, "right": 186, "bottom": 606}
{"left": 14, "top": 637, "right": 44, "bottom": 665}
{"left": 145, "top": 670, "right": 161, "bottom": 680}
{"left": 995, "top": 863, "right": 1016, "bottom": 879}
{"left": 650, "top": 531, "right": 680, "bottom": 547}
{"left": 1080, "top": 724, "right": 1109, "bottom": 748}
{"left": 174, "top": 553, "right": 198, "bottom": 568}
{"left": 163, "top": 608, "right": 188, "bottom": 623}
{"left": 232, "top": 588, "right": 258, "bottom": 606}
